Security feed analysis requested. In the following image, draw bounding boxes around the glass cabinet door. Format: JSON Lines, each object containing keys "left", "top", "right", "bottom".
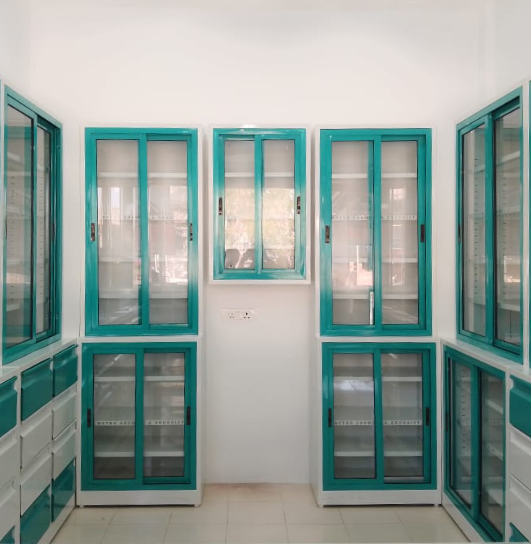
{"left": 143, "top": 352, "right": 186, "bottom": 479}
{"left": 92, "top": 353, "right": 136, "bottom": 480}
{"left": 332, "top": 353, "right": 376, "bottom": 479}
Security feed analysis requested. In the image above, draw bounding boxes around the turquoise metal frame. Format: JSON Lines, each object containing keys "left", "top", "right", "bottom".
{"left": 319, "top": 129, "right": 432, "bottom": 336}
{"left": 3, "top": 87, "right": 62, "bottom": 363}
{"left": 456, "top": 88, "right": 523, "bottom": 362}
{"left": 212, "top": 128, "right": 307, "bottom": 280}
{"left": 322, "top": 342, "right": 436, "bottom": 491}
{"left": 81, "top": 342, "right": 197, "bottom": 491}
{"left": 85, "top": 128, "right": 199, "bottom": 336}
{"left": 444, "top": 346, "right": 506, "bottom": 542}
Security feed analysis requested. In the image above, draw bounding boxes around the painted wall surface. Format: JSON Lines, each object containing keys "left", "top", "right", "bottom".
{"left": 0, "top": 0, "right": 489, "bottom": 482}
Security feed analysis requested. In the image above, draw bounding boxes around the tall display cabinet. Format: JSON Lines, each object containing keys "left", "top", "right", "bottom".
{"left": 80, "top": 128, "right": 203, "bottom": 505}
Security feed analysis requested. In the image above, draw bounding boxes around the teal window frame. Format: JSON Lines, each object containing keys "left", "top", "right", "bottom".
{"left": 212, "top": 128, "right": 307, "bottom": 280}
{"left": 456, "top": 88, "right": 523, "bottom": 362}
{"left": 3, "top": 87, "right": 62, "bottom": 363}
{"left": 322, "top": 341, "right": 437, "bottom": 491}
{"left": 81, "top": 342, "right": 197, "bottom": 491}
{"left": 85, "top": 128, "right": 199, "bottom": 336}
{"left": 319, "top": 129, "right": 432, "bottom": 336}
{"left": 444, "top": 346, "right": 506, "bottom": 542}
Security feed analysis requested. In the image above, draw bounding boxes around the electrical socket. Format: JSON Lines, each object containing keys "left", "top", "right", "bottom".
{"left": 222, "top": 309, "right": 256, "bottom": 321}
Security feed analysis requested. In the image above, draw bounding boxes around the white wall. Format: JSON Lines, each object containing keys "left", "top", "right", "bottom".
{"left": 2, "top": 0, "right": 489, "bottom": 482}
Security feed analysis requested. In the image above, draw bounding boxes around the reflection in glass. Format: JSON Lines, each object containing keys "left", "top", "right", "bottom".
{"left": 93, "top": 354, "right": 136, "bottom": 480}
{"left": 262, "top": 140, "right": 295, "bottom": 269}
{"left": 224, "top": 140, "right": 255, "bottom": 269}
{"left": 147, "top": 141, "right": 188, "bottom": 324}
{"left": 331, "top": 141, "right": 373, "bottom": 324}
{"left": 144, "top": 352, "right": 186, "bottom": 479}
{"left": 332, "top": 353, "right": 376, "bottom": 479}
{"left": 462, "top": 126, "right": 486, "bottom": 337}
{"left": 494, "top": 108, "right": 521, "bottom": 347}
{"left": 97, "top": 140, "right": 140, "bottom": 326}
{"left": 381, "top": 353, "right": 423, "bottom": 481}
{"left": 5, "top": 106, "right": 33, "bottom": 348}
{"left": 381, "top": 142, "right": 419, "bottom": 325}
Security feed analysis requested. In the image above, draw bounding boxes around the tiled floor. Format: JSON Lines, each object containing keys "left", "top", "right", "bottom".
{"left": 52, "top": 484, "right": 470, "bottom": 544}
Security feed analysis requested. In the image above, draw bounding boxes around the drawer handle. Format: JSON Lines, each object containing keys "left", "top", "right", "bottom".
{"left": 87, "top": 409, "right": 92, "bottom": 428}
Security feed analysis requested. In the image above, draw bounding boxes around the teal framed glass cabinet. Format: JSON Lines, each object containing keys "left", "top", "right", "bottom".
{"left": 456, "top": 88, "right": 523, "bottom": 361}
{"left": 322, "top": 342, "right": 436, "bottom": 491}
{"left": 81, "top": 342, "right": 197, "bottom": 490}
{"left": 444, "top": 346, "right": 506, "bottom": 541}
{"left": 85, "top": 128, "right": 198, "bottom": 335}
{"left": 3, "top": 87, "right": 62, "bottom": 363}
{"left": 319, "top": 129, "right": 431, "bottom": 336}
{"left": 212, "top": 128, "right": 307, "bottom": 280}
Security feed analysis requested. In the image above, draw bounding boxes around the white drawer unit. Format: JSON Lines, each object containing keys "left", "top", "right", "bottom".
{"left": 510, "top": 428, "right": 531, "bottom": 492}
{"left": 52, "top": 423, "right": 76, "bottom": 480}
{"left": 20, "top": 405, "right": 53, "bottom": 468}
{"left": 0, "top": 432, "right": 18, "bottom": 492}
{"left": 509, "top": 475, "right": 531, "bottom": 541}
{"left": 52, "top": 386, "right": 76, "bottom": 439}
{"left": 0, "top": 481, "right": 17, "bottom": 542}
{"left": 20, "top": 448, "right": 52, "bottom": 515}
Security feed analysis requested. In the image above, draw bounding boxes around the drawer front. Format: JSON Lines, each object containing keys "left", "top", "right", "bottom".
{"left": 52, "top": 424, "right": 76, "bottom": 480}
{"left": 53, "top": 347, "right": 77, "bottom": 398}
{"left": 511, "top": 377, "right": 531, "bottom": 439}
{"left": 21, "top": 360, "right": 53, "bottom": 421}
{"left": 52, "top": 461, "right": 75, "bottom": 522}
{"left": 20, "top": 487, "right": 50, "bottom": 544}
{"left": 510, "top": 428, "right": 531, "bottom": 491}
{"left": 21, "top": 408, "right": 52, "bottom": 469}
{"left": 0, "top": 379, "right": 17, "bottom": 440}
{"left": 510, "top": 523, "right": 529, "bottom": 542}
{"left": 0, "top": 484, "right": 17, "bottom": 544}
{"left": 20, "top": 450, "right": 52, "bottom": 515}
{"left": 0, "top": 433, "right": 18, "bottom": 491}
{"left": 52, "top": 388, "right": 76, "bottom": 439}
{"left": 0, "top": 527, "right": 14, "bottom": 544}
{"left": 510, "top": 476, "right": 531, "bottom": 542}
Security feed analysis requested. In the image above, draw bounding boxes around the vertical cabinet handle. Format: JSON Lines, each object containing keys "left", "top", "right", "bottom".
{"left": 425, "top": 407, "right": 431, "bottom": 426}
{"left": 218, "top": 197, "right": 223, "bottom": 216}
{"left": 327, "top": 408, "right": 332, "bottom": 428}
{"left": 445, "top": 412, "right": 450, "bottom": 432}
{"left": 420, "top": 224, "right": 426, "bottom": 243}
{"left": 87, "top": 408, "right": 92, "bottom": 428}
{"left": 189, "top": 223, "right": 193, "bottom": 242}
{"left": 186, "top": 406, "right": 191, "bottom": 426}
{"left": 296, "top": 196, "right": 301, "bottom": 215}
{"left": 369, "top": 290, "right": 375, "bottom": 326}
{"left": 90, "top": 223, "right": 96, "bottom": 242}
{"left": 325, "top": 225, "right": 330, "bottom": 244}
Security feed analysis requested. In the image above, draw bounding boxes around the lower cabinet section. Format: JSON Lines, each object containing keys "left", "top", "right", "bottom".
{"left": 0, "top": 483, "right": 17, "bottom": 544}
{"left": 20, "top": 487, "right": 51, "bottom": 544}
{"left": 52, "top": 461, "right": 75, "bottom": 522}
{"left": 0, "top": 528, "right": 14, "bottom": 544}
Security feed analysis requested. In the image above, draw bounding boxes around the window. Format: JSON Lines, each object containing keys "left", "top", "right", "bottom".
{"left": 3, "top": 88, "right": 62, "bottom": 362}
{"left": 457, "top": 89, "right": 522, "bottom": 360}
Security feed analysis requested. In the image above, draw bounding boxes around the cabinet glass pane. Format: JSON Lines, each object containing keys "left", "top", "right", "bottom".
{"left": 5, "top": 106, "right": 33, "bottom": 349}
{"left": 480, "top": 372, "right": 504, "bottom": 535}
{"left": 97, "top": 140, "right": 140, "bottom": 326}
{"left": 494, "top": 108, "right": 521, "bottom": 347}
{"left": 381, "top": 353, "right": 423, "bottom": 481}
{"left": 381, "top": 142, "right": 419, "bottom": 325}
{"left": 93, "top": 354, "right": 136, "bottom": 480}
{"left": 144, "top": 353, "right": 185, "bottom": 479}
{"left": 262, "top": 140, "right": 295, "bottom": 270}
{"left": 224, "top": 140, "right": 255, "bottom": 270}
{"left": 36, "top": 128, "right": 52, "bottom": 335}
{"left": 147, "top": 141, "right": 188, "bottom": 324}
{"left": 462, "top": 126, "right": 486, "bottom": 337}
{"left": 449, "top": 360, "right": 473, "bottom": 507}
{"left": 331, "top": 142, "right": 373, "bottom": 325}
{"left": 333, "top": 353, "right": 375, "bottom": 479}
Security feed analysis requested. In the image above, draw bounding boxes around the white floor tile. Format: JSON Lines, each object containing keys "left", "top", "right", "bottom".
{"left": 280, "top": 485, "right": 316, "bottom": 504}
{"left": 287, "top": 524, "right": 350, "bottom": 543}
{"left": 165, "top": 524, "right": 228, "bottom": 544}
{"left": 111, "top": 506, "right": 173, "bottom": 525}
{"left": 340, "top": 506, "right": 400, "bottom": 524}
{"left": 284, "top": 503, "right": 343, "bottom": 525}
{"left": 394, "top": 505, "right": 455, "bottom": 525}
{"left": 227, "top": 484, "right": 283, "bottom": 503}
{"left": 170, "top": 503, "right": 229, "bottom": 525}
{"left": 345, "top": 523, "right": 412, "bottom": 543}
{"left": 226, "top": 524, "right": 288, "bottom": 544}
{"left": 52, "top": 523, "right": 108, "bottom": 544}
{"left": 203, "top": 484, "right": 231, "bottom": 503}
{"left": 102, "top": 523, "right": 168, "bottom": 544}
{"left": 229, "top": 502, "right": 285, "bottom": 524}
{"left": 67, "top": 507, "right": 116, "bottom": 525}
{"left": 404, "top": 522, "right": 469, "bottom": 543}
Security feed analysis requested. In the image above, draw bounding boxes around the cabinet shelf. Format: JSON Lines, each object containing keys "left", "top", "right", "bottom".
{"left": 334, "top": 406, "right": 422, "bottom": 427}
{"left": 99, "top": 287, "right": 188, "bottom": 299}
{"left": 95, "top": 375, "right": 184, "bottom": 383}
{"left": 333, "top": 290, "right": 417, "bottom": 300}
{"left": 331, "top": 173, "right": 417, "bottom": 180}
{"left": 334, "top": 435, "right": 422, "bottom": 457}
{"left": 225, "top": 172, "right": 294, "bottom": 179}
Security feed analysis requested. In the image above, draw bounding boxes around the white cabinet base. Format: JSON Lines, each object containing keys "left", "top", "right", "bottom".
{"left": 442, "top": 493, "right": 484, "bottom": 543}
{"left": 77, "top": 489, "right": 201, "bottom": 507}
{"left": 39, "top": 495, "right": 75, "bottom": 544}
{"left": 315, "top": 488, "right": 440, "bottom": 506}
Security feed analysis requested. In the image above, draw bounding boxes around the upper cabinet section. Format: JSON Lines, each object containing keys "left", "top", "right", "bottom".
{"left": 457, "top": 89, "right": 523, "bottom": 361}
{"left": 3, "top": 88, "right": 62, "bottom": 363}
{"left": 85, "top": 129, "right": 199, "bottom": 336}
{"left": 212, "top": 128, "right": 307, "bottom": 281}
{"left": 319, "top": 129, "right": 431, "bottom": 336}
